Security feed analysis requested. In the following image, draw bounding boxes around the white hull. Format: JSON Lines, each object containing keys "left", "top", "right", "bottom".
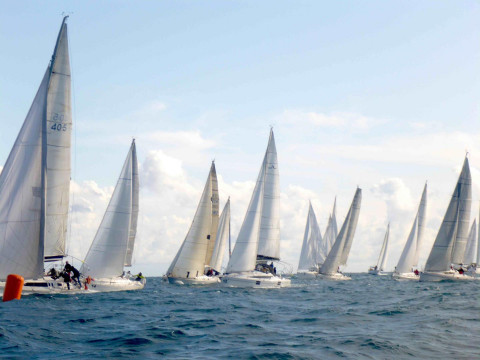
{"left": 295, "top": 271, "right": 318, "bottom": 279}
{"left": 0, "top": 278, "right": 95, "bottom": 296}
{"left": 392, "top": 272, "right": 419, "bottom": 281}
{"left": 317, "top": 272, "right": 351, "bottom": 281}
{"left": 88, "top": 277, "right": 146, "bottom": 292}
{"left": 221, "top": 271, "right": 291, "bottom": 288}
{"left": 368, "top": 269, "right": 389, "bottom": 276}
{"left": 167, "top": 275, "right": 220, "bottom": 285}
{"left": 420, "top": 271, "right": 475, "bottom": 282}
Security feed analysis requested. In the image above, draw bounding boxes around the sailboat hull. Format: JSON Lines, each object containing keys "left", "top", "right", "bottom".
{"left": 167, "top": 275, "right": 220, "bottom": 285}
{"left": 0, "top": 278, "right": 95, "bottom": 296}
{"left": 221, "top": 272, "right": 291, "bottom": 288}
{"left": 392, "top": 272, "right": 419, "bottom": 281}
{"left": 295, "top": 271, "right": 318, "bottom": 279}
{"left": 317, "top": 272, "right": 351, "bottom": 281}
{"left": 420, "top": 271, "right": 475, "bottom": 282}
{"left": 88, "top": 277, "right": 146, "bottom": 291}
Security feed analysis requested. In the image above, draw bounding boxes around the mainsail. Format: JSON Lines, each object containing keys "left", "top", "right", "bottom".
{"left": 424, "top": 157, "right": 472, "bottom": 272}
{"left": 44, "top": 18, "right": 72, "bottom": 261}
{"left": 0, "top": 17, "right": 70, "bottom": 280}
{"left": 124, "top": 143, "right": 139, "bottom": 266}
{"left": 168, "top": 163, "right": 217, "bottom": 278}
{"left": 257, "top": 129, "right": 280, "bottom": 261}
{"left": 81, "top": 140, "right": 137, "bottom": 278}
{"left": 320, "top": 188, "right": 362, "bottom": 275}
{"left": 209, "top": 199, "right": 231, "bottom": 271}
{"left": 323, "top": 198, "right": 338, "bottom": 256}
{"left": 205, "top": 163, "right": 219, "bottom": 266}
{"left": 375, "top": 224, "right": 389, "bottom": 271}
{"left": 298, "top": 202, "right": 322, "bottom": 271}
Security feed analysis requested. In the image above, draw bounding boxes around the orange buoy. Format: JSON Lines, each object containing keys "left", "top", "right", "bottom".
{"left": 3, "top": 274, "right": 24, "bottom": 302}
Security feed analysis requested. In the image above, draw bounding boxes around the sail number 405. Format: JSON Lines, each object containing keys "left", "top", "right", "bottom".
{"left": 51, "top": 123, "right": 67, "bottom": 131}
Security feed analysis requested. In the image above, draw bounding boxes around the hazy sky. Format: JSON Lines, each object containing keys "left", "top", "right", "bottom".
{"left": 1, "top": 1, "right": 479, "bottom": 275}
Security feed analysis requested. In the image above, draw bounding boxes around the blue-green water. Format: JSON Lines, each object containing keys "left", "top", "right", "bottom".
{"left": 1, "top": 274, "right": 479, "bottom": 359}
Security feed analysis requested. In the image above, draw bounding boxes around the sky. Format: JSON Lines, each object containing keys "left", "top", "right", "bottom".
{"left": 1, "top": 1, "right": 479, "bottom": 276}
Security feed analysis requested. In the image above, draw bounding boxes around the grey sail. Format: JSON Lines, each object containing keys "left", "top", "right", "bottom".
{"left": 462, "top": 220, "right": 477, "bottom": 265}
{"left": 424, "top": 157, "right": 472, "bottom": 272}
{"left": 298, "top": 202, "right": 322, "bottom": 271}
{"left": 376, "top": 224, "right": 389, "bottom": 271}
{"left": 320, "top": 188, "right": 362, "bottom": 275}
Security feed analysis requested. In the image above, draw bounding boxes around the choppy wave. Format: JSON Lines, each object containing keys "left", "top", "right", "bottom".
{"left": 0, "top": 274, "right": 479, "bottom": 359}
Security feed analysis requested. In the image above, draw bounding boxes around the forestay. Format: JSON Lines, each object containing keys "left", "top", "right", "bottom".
{"left": 81, "top": 141, "right": 137, "bottom": 278}
{"left": 424, "top": 157, "right": 472, "bottom": 272}
{"left": 320, "top": 188, "right": 362, "bottom": 275}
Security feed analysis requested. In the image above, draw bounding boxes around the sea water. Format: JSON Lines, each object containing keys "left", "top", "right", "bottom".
{"left": 0, "top": 274, "right": 479, "bottom": 359}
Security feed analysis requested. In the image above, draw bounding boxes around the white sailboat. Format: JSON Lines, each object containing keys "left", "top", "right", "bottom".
{"left": 420, "top": 157, "right": 474, "bottom": 281}
{"left": 393, "top": 183, "right": 427, "bottom": 280}
{"left": 80, "top": 140, "right": 145, "bottom": 292}
{"left": 462, "top": 219, "right": 477, "bottom": 276}
{"left": 297, "top": 202, "right": 323, "bottom": 278}
{"left": 368, "top": 224, "right": 390, "bottom": 275}
{"left": 166, "top": 162, "right": 221, "bottom": 284}
{"left": 0, "top": 18, "right": 89, "bottom": 294}
{"left": 222, "top": 129, "right": 291, "bottom": 288}
{"left": 323, "top": 198, "right": 338, "bottom": 256}
{"left": 318, "top": 188, "right": 362, "bottom": 281}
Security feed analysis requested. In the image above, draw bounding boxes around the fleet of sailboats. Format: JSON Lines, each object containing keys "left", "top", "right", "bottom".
{"left": 2, "top": 18, "right": 479, "bottom": 297}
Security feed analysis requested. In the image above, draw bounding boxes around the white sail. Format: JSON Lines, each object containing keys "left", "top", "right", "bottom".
{"left": 298, "top": 202, "right": 321, "bottom": 271}
{"left": 478, "top": 205, "right": 480, "bottom": 265}
{"left": 462, "top": 220, "right": 477, "bottom": 265}
{"left": 226, "top": 155, "right": 266, "bottom": 273}
{"left": 0, "top": 71, "right": 49, "bottom": 281}
{"left": 320, "top": 188, "right": 362, "bottom": 275}
{"left": 210, "top": 199, "right": 230, "bottom": 271}
{"left": 81, "top": 141, "right": 136, "bottom": 278}
{"left": 424, "top": 157, "right": 472, "bottom": 272}
{"left": 44, "top": 19, "right": 72, "bottom": 260}
{"left": 257, "top": 129, "right": 280, "bottom": 261}
{"left": 376, "top": 224, "right": 389, "bottom": 271}
{"left": 124, "top": 143, "right": 139, "bottom": 266}
{"left": 205, "top": 163, "right": 220, "bottom": 266}
{"left": 168, "top": 163, "right": 216, "bottom": 279}
{"left": 396, "top": 183, "right": 427, "bottom": 274}
{"left": 323, "top": 198, "right": 338, "bottom": 255}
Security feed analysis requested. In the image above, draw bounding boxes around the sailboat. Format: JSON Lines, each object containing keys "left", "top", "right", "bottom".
{"left": 368, "top": 224, "right": 390, "bottom": 275}
{"left": 393, "top": 183, "right": 427, "bottom": 280}
{"left": 318, "top": 188, "right": 362, "bottom": 281}
{"left": 297, "top": 202, "right": 323, "bottom": 278}
{"left": 420, "top": 156, "right": 473, "bottom": 281}
{"left": 0, "top": 17, "right": 87, "bottom": 294}
{"left": 209, "top": 198, "right": 231, "bottom": 273}
{"left": 222, "top": 129, "right": 291, "bottom": 288}
{"left": 462, "top": 219, "right": 477, "bottom": 276}
{"left": 80, "top": 140, "right": 145, "bottom": 291}
{"left": 323, "top": 198, "right": 338, "bottom": 256}
{"left": 166, "top": 162, "right": 221, "bottom": 284}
